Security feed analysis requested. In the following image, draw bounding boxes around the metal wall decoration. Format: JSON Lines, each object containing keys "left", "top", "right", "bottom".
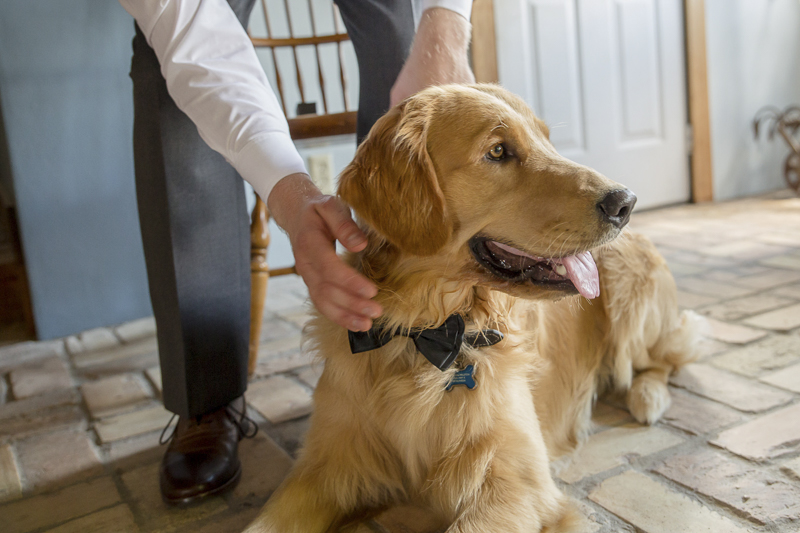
{"left": 753, "top": 106, "right": 800, "bottom": 194}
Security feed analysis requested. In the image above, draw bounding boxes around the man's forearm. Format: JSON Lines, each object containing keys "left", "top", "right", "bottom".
{"left": 390, "top": 7, "right": 475, "bottom": 106}
{"left": 267, "top": 173, "right": 319, "bottom": 235}
{"left": 414, "top": 7, "right": 472, "bottom": 71}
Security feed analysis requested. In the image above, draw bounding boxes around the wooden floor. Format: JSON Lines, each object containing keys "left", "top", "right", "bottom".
{"left": 0, "top": 203, "right": 34, "bottom": 346}
{"left": 0, "top": 204, "right": 35, "bottom": 346}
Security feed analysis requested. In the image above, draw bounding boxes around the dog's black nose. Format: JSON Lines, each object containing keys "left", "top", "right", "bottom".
{"left": 597, "top": 189, "right": 637, "bottom": 229}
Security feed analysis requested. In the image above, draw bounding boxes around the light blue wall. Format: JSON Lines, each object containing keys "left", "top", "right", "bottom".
{"left": 0, "top": 0, "right": 363, "bottom": 339}
{"left": 0, "top": 0, "right": 151, "bottom": 339}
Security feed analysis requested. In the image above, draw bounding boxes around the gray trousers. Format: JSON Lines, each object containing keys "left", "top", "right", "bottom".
{"left": 130, "top": 0, "right": 415, "bottom": 417}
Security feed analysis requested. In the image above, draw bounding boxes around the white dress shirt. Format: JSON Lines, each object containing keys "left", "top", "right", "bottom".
{"left": 119, "top": 0, "right": 472, "bottom": 203}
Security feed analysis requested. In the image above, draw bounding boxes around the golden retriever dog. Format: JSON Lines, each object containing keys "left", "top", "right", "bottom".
{"left": 244, "top": 84, "right": 702, "bottom": 533}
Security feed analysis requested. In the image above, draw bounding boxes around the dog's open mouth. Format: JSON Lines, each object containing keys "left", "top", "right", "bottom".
{"left": 469, "top": 237, "right": 600, "bottom": 299}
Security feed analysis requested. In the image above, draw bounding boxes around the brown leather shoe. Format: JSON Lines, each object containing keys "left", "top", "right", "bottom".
{"left": 159, "top": 401, "right": 257, "bottom": 505}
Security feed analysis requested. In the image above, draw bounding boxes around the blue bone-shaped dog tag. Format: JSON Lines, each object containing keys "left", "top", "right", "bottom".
{"left": 445, "top": 365, "right": 476, "bottom": 391}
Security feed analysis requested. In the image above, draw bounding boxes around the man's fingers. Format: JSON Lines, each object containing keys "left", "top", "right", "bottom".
{"left": 315, "top": 196, "right": 368, "bottom": 252}
{"left": 314, "top": 298, "right": 374, "bottom": 332}
{"left": 309, "top": 282, "right": 381, "bottom": 332}
{"left": 293, "top": 230, "right": 382, "bottom": 327}
{"left": 297, "top": 256, "right": 382, "bottom": 331}
{"left": 285, "top": 193, "right": 382, "bottom": 329}
{"left": 295, "top": 236, "right": 378, "bottom": 300}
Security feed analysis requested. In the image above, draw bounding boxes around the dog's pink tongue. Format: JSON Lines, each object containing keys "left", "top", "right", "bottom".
{"left": 560, "top": 252, "right": 600, "bottom": 299}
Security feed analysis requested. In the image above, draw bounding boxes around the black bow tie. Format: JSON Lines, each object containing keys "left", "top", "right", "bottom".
{"left": 348, "top": 314, "right": 504, "bottom": 371}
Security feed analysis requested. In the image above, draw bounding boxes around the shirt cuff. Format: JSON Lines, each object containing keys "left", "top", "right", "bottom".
{"left": 234, "top": 132, "right": 308, "bottom": 202}
{"left": 421, "top": 0, "right": 473, "bottom": 21}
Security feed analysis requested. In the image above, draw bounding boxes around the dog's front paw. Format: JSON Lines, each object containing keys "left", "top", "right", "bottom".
{"left": 626, "top": 371, "right": 671, "bottom": 425}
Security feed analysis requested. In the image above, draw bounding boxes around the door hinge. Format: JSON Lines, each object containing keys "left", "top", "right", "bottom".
{"left": 685, "top": 123, "right": 695, "bottom": 156}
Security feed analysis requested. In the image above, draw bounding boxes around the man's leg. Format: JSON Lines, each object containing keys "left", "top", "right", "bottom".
{"left": 335, "top": 0, "right": 417, "bottom": 142}
{"left": 130, "top": 0, "right": 257, "bottom": 504}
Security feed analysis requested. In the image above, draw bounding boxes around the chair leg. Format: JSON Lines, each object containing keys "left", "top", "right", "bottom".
{"left": 249, "top": 196, "right": 270, "bottom": 377}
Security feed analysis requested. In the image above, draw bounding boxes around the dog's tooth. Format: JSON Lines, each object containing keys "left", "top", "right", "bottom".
{"left": 554, "top": 264, "right": 567, "bottom": 276}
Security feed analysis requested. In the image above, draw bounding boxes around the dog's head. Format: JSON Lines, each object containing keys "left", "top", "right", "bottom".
{"left": 338, "top": 84, "right": 636, "bottom": 301}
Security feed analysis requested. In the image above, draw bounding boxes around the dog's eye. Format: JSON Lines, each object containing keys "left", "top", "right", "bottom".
{"left": 487, "top": 144, "right": 506, "bottom": 161}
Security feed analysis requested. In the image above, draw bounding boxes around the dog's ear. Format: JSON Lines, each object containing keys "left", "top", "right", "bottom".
{"left": 338, "top": 99, "right": 452, "bottom": 256}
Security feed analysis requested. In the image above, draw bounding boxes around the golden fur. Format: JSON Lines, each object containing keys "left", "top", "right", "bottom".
{"left": 244, "top": 84, "right": 702, "bottom": 533}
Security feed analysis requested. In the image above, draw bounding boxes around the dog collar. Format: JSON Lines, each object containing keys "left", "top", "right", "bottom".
{"left": 348, "top": 314, "right": 504, "bottom": 371}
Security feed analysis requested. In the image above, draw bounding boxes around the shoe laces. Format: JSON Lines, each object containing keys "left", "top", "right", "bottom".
{"left": 159, "top": 414, "right": 179, "bottom": 445}
{"left": 225, "top": 400, "right": 259, "bottom": 439}
{"left": 158, "top": 396, "right": 258, "bottom": 445}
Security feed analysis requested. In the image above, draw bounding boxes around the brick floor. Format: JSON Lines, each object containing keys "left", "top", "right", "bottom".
{"left": 15, "top": 429, "right": 103, "bottom": 492}
{"left": 0, "top": 191, "right": 799, "bottom": 532}
{"left": 710, "top": 333, "right": 800, "bottom": 376}
{"left": 556, "top": 425, "right": 684, "bottom": 483}
{"left": 669, "top": 363, "right": 794, "bottom": 412}
{"left": 81, "top": 373, "right": 153, "bottom": 419}
{"left": 8, "top": 357, "right": 73, "bottom": 400}
{"left": 655, "top": 449, "right": 800, "bottom": 523}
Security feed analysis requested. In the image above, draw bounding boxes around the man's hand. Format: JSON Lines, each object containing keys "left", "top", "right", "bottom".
{"left": 390, "top": 7, "right": 476, "bottom": 107}
{"left": 267, "top": 173, "right": 382, "bottom": 332}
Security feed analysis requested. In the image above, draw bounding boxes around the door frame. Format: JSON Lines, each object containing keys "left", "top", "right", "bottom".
{"left": 470, "top": 0, "right": 714, "bottom": 203}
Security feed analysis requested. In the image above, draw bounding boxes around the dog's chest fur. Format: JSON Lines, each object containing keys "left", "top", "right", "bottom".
{"left": 306, "top": 298, "right": 547, "bottom": 496}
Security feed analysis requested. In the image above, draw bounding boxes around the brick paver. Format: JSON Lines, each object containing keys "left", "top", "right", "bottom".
{"left": 247, "top": 375, "right": 313, "bottom": 424}
{"left": 296, "top": 364, "right": 323, "bottom": 388}
{"left": 655, "top": 448, "right": 800, "bottom": 524}
{"left": 0, "top": 388, "right": 84, "bottom": 439}
{"left": 8, "top": 357, "right": 73, "bottom": 400}
{"left": 114, "top": 317, "right": 156, "bottom": 344}
{"left": 0, "top": 340, "right": 65, "bottom": 374}
{"left": 557, "top": 425, "right": 683, "bottom": 483}
{"left": 254, "top": 348, "right": 312, "bottom": 377}
{"left": 71, "top": 337, "right": 158, "bottom": 374}
{"left": 760, "top": 363, "right": 800, "bottom": 393}
{"left": 42, "top": 504, "right": 138, "bottom": 533}
{"left": 81, "top": 373, "right": 152, "bottom": 419}
{"left": 699, "top": 293, "right": 795, "bottom": 321}
{"left": 777, "top": 282, "right": 800, "bottom": 299}
{"left": 661, "top": 388, "right": 743, "bottom": 435}
{"left": 669, "top": 363, "right": 794, "bottom": 412}
{"left": 145, "top": 365, "right": 162, "bottom": 393}
{"left": 590, "top": 401, "right": 635, "bottom": 429}
{"left": 589, "top": 470, "right": 751, "bottom": 533}
{"left": 1, "top": 477, "right": 121, "bottom": 533}
{"left": 94, "top": 404, "right": 173, "bottom": 444}
{"left": 1, "top": 192, "right": 799, "bottom": 532}
{"left": 762, "top": 253, "right": 800, "bottom": 270}
{"left": 0, "top": 444, "right": 22, "bottom": 502}
{"left": 743, "top": 302, "right": 800, "bottom": 331}
{"left": 65, "top": 327, "right": 119, "bottom": 355}
{"left": 703, "top": 317, "right": 768, "bottom": 344}
{"left": 732, "top": 267, "right": 800, "bottom": 290}
{"left": 15, "top": 430, "right": 103, "bottom": 492}
{"left": 675, "top": 278, "right": 755, "bottom": 300}
{"left": 711, "top": 402, "right": 800, "bottom": 461}
{"left": 230, "top": 432, "right": 293, "bottom": 505}
{"left": 783, "top": 457, "right": 800, "bottom": 480}
{"left": 675, "top": 289, "right": 718, "bottom": 309}
{"left": 710, "top": 333, "right": 800, "bottom": 376}
{"left": 121, "top": 462, "right": 227, "bottom": 532}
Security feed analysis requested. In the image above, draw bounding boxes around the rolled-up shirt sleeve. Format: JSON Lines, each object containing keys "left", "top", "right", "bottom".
{"left": 118, "top": 0, "right": 307, "bottom": 202}
{"left": 420, "top": 0, "right": 473, "bottom": 21}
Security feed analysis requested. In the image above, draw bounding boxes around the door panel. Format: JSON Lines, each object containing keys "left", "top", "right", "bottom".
{"left": 527, "top": 0, "right": 586, "bottom": 150}
{"left": 496, "top": 0, "right": 690, "bottom": 209}
{"left": 615, "top": 0, "right": 663, "bottom": 142}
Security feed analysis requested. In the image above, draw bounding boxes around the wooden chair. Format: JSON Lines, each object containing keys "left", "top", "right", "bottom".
{"left": 247, "top": 0, "right": 500, "bottom": 376}
{"left": 247, "top": 0, "right": 357, "bottom": 376}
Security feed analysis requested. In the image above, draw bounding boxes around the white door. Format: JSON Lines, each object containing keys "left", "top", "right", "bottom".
{"left": 495, "top": 0, "right": 690, "bottom": 209}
